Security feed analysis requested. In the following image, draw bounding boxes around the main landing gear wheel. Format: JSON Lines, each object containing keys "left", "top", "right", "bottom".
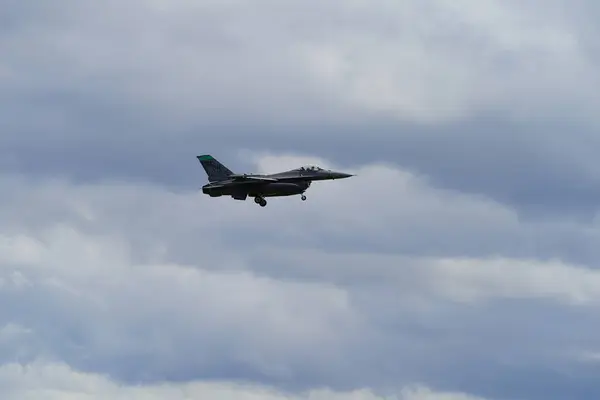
{"left": 254, "top": 196, "right": 267, "bottom": 207}
{"left": 301, "top": 194, "right": 307, "bottom": 201}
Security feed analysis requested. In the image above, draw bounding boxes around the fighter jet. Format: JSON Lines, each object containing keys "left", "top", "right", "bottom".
{"left": 197, "top": 154, "right": 354, "bottom": 207}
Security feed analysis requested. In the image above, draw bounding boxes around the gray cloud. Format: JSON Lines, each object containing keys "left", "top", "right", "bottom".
{"left": 2, "top": 1, "right": 600, "bottom": 399}
{"left": 0, "top": 158, "right": 598, "bottom": 398}
{"left": 1, "top": 0, "right": 600, "bottom": 217}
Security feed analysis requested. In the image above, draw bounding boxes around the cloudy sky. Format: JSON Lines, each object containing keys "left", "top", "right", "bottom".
{"left": 1, "top": 0, "right": 600, "bottom": 398}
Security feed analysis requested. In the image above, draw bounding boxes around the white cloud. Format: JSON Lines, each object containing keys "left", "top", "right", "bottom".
{"left": 426, "top": 256, "right": 600, "bottom": 305}
{"left": 296, "top": 0, "right": 597, "bottom": 123}
{"left": 0, "top": 154, "right": 596, "bottom": 397}
{"left": 259, "top": 247, "right": 600, "bottom": 307}
{"left": 1, "top": 0, "right": 596, "bottom": 126}
{"left": 3, "top": 0, "right": 600, "bottom": 222}
{"left": 2, "top": 154, "right": 600, "bottom": 309}
{"left": 0, "top": 361, "right": 486, "bottom": 400}
{"left": 0, "top": 223, "right": 369, "bottom": 384}
{"left": 2, "top": 1, "right": 600, "bottom": 397}
{"left": 244, "top": 152, "right": 522, "bottom": 242}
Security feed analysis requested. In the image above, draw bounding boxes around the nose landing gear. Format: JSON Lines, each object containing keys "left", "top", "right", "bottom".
{"left": 301, "top": 194, "right": 307, "bottom": 201}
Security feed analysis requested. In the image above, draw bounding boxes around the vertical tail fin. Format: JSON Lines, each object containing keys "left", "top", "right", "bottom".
{"left": 197, "top": 155, "right": 234, "bottom": 182}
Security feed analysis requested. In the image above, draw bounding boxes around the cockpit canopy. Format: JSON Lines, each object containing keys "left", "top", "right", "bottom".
{"left": 298, "top": 165, "right": 324, "bottom": 171}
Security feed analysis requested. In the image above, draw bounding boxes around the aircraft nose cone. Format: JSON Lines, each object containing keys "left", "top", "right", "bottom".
{"left": 331, "top": 171, "right": 354, "bottom": 179}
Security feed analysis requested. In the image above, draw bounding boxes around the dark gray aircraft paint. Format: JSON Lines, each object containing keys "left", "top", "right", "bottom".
{"left": 197, "top": 154, "right": 353, "bottom": 207}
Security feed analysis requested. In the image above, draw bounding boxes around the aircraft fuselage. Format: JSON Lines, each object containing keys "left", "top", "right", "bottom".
{"left": 202, "top": 181, "right": 310, "bottom": 198}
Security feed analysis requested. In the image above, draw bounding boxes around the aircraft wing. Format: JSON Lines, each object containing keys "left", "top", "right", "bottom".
{"left": 229, "top": 175, "right": 279, "bottom": 183}
{"left": 206, "top": 177, "right": 278, "bottom": 189}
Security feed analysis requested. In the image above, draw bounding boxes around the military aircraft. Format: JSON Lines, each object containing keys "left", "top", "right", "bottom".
{"left": 197, "top": 154, "right": 354, "bottom": 207}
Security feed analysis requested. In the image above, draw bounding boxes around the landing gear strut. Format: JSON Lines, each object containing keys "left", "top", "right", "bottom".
{"left": 254, "top": 196, "right": 267, "bottom": 207}
{"left": 301, "top": 194, "right": 307, "bottom": 201}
